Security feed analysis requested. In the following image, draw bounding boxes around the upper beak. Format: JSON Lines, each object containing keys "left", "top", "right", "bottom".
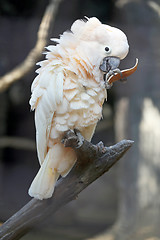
{"left": 100, "top": 57, "right": 138, "bottom": 89}
{"left": 100, "top": 56, "right": 120, "bottom": 72}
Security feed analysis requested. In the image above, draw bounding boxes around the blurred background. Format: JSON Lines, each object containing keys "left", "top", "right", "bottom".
{"left": 0, "top": 0, "right": 160, "bottom": 239}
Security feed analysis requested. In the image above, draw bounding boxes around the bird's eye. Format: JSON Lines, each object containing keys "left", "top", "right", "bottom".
{"left": 105, "top": 47, "right": 110, "bottom": 52}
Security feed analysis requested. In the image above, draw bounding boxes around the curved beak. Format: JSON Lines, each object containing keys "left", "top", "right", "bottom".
{"left": 100, "top": 56, "right": 120, "bottom": 72}
{"left": 100, "top": 57, "right": 138, "bottom": 89}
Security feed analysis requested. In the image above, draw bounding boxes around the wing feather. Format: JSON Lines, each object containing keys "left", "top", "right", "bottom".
{"left": 30, "top": 64, "right": 64, "bottom": 165}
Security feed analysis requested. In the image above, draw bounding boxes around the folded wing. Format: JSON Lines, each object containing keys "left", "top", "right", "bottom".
{"left": 30, "top": 63, "right": 64, "bottom": 165}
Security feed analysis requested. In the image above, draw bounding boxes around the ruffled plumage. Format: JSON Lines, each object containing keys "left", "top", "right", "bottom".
{"left": 29, "top": 16, "right": 129, "bottom": 200}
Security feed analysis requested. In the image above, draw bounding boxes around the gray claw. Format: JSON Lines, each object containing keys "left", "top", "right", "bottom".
{"left": 106, "top": 70, "right": 114, "bottom": 79}
{"left": 105, "top": 68, "right": 122, "bottom": 89}
{"left": 113, "top": 68, "right": 122, "bottom": 77}
{"left": 96, "top": 141, "right": 107, "bottom": 155}
{"left": 62, "top": 129, "right": 84, "bottom": 148}
{"left": 105, "top": 81, "right": 113, "bottom": 89}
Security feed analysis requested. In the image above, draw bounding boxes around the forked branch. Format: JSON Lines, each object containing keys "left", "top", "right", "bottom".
{"left": 0, "top": 0, "right": 62, "bottom": 92}
{"left": 0, "top": 131, "right": 133, "bottom": 240}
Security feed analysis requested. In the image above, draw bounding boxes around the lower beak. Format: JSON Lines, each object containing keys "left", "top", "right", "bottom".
{"left": 100, "top": 57, "right": 138, "bottom": 89}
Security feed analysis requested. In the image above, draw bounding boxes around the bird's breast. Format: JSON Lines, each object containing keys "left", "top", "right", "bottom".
{"left": 49, "top": 74, "right": 106, "bottom": 142}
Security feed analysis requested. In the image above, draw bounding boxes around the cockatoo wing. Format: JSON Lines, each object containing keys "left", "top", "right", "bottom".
{"left": 30, "top": 63, "right": 64, "bottom": 165}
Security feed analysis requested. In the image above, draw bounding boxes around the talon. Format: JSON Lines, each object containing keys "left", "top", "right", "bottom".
{"left": 106, "top": 70, "right": 114, "bottom": 79}
{"left": 105, "top": 69, "right": 122, "bottom": 89}
{"left": 73, "top": 128, "right": 81, "bottom": 135}
{"left": 113, "top": 68, "right": 122, "bottom": 77}
{"left": 74, "top": 129, "right": 84, "bottom": 148}
{"left": 96, "top": 141, "right": 105, "bottom": 148}
{"left": 105, "top": 81, "right": 113, "bottom": 89}
{"left": 61, "top": 129, "right": 84, "bottom": 148}
{"left": 105, "top": 71, "right": 114, "bottom": 89}
{"left": 61, "top": 129, "right": 75, "bottom": 147}
{"left": 96, "top": 141, "right": 107, "bottom": 154}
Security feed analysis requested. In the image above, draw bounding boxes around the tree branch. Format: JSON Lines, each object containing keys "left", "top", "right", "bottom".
{"left": 0, "top": 136, "right": 36, "bottom": 151}
{"left": 0, "top": 0, "right": 62, "bottom": 92}
{"left": 0, "top": 136, "right": 133, "bottom": 240}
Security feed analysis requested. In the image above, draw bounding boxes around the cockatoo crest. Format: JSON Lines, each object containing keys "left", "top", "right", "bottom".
{"left": 53, "top": 17, "right": 129, "bottom": 63}
{"left": 71, "top": 17, "right": 101, "bottom": 40}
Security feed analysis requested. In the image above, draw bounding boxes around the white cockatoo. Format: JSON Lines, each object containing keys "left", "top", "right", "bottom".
{"left": 29, "top": 17, "right": 137, "bottom": 200}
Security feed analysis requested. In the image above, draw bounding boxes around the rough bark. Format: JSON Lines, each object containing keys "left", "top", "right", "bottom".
{"left": 0, "top": 133, "right": 133, "bottom": 240}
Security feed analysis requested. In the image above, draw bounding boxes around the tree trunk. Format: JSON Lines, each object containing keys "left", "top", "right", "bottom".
{"left": 88, "top": 1, "right": 160, "bottom": 239}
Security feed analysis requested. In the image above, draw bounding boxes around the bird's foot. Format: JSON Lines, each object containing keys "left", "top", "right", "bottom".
{"left": 96, "top": 141, "right": 107, "bottom": 154}
{"left": 105, "top": 68, "right": 122, "bottom": 89}
{"left": 61, "top": 129, "right": 84, "bottom": 148}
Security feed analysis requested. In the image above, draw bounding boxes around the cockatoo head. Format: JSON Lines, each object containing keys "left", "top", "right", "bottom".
{"left": 71, "top": 17, "right": 129, "bottom": 60}
{"left": 69, "top": 17, "right": 137, "bottom": 88}
{"left": 51, "top": 17, "right": 138, "bottom": 88}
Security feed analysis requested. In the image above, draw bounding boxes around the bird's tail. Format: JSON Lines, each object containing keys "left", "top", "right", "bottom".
{"left": 28, "top": 143, "right": 77, "bottom": 200}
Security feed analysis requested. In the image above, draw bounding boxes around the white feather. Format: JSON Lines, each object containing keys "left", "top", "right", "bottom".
{"left": 45, "top": 45, "right": 56, "bottom": 52}
{"left": 87, "top": 89, "right": 97, "bottom": 96}
{"left": 65, "top": 89, "right": 78, "bottom": 102}
{"left": 55, "top": 116, "right": 66, "bottom": 125}
{"left": 28, "top": 148, "right": 59, "bottom": 200}
{"left": 50, "top": 38, "right": 60, "bottom": 43}
{"left": 30, "top": 65, "right": 64, "bottom": 165}
{"left": 63, "top": 79, "right": 77, "bottom": 90}
{"left": 70, "top": 100, "right": 89, "bottom": 110}
{"left": 81, "top": 92, "right": 90, "bottom": 101}
{"left": 55, "top": 124, "right": 68, "bottom": 132}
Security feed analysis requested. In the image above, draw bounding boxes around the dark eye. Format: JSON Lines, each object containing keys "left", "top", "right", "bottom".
{"left": 105, "top": 47, "right": 110, "bottom": 52}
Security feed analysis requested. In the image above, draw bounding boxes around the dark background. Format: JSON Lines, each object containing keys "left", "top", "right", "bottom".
{"left": 0, "top": 0, "right": 160, "bottom": 239}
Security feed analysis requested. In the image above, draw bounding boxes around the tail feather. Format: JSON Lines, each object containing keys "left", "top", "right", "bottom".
{"left": 28, "top": 149, "right": 59, "bottom": 200}
{"left": 28, "top": 143, "right": 77, "bottom": 200}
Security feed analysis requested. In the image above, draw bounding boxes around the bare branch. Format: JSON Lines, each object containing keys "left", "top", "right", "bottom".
{"left": 0, "top": 0, "right": 62, "bottom": 92}
{"left": 0, "top": 136, "right": 36, "bottom": 151}
{"left": 148, "top": 1, "right": 160, "bottom": 17}
{"left": 0, "top": 136, "right": 133, "bottom": 240}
